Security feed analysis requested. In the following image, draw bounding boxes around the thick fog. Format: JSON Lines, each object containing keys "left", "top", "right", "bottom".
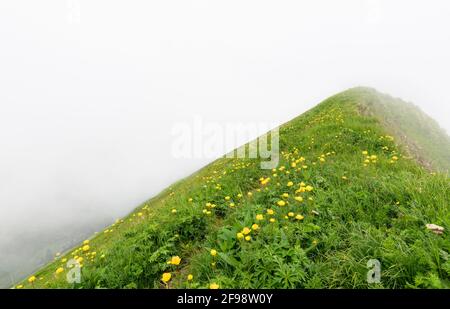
{"left": 1, "top": 0, "right": 449, "bottom": 287}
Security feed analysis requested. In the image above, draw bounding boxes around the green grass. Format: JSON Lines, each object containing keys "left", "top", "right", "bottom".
{"left": 16, "top": 87, "right": 450, "bottom": 289}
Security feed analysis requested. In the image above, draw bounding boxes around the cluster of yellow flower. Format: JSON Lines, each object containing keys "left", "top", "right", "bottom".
{"left": 362, "top": 151, "right": 378, "bottom": 166}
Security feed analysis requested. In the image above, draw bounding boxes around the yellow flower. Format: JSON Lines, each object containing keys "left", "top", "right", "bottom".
{"left": 236, "top": 232, "right": 244, "bottom": 240}
{"left": 251, "top": 224, "right": 259, "bottom": 230}
{"left": 137, "top": 212, "right": 143, "bottom": 217}
{"left": 242, "top": 227, "right": 251, "bottom": 235}
{"left": 362, "top": 151, "right": 368, "bottom": 155}
{"left": 277, "top": 200, "right": 286, "bottom": 207}
{"left": 305, "top": 186, "right": 314, "bottom": 192}
{"left": 171, "top": 209, "right": 177, "bottom": 214}
{"left": 225, "top": 196, "right": 231, "bottom": 201}
{"left": 61, "top": 258, "right": 67, "bottom": 263}
{"left": 245, "top": 236, "right": 251, "bottom": 241}
{"left": 55, "top": 267, "right": 64, "bottom": 275}
{"left": 188, "top": 198, "right": 193, "bottom": 202}
{"left": 229, "top": 203, "right": 235, "bottom": 207}
{"left": 287, "top": 181, "right": 294, "bottom": 187}
{"left": 295, "top": 196, "right": 303, "bottom": 202}
{"left": 370, "top": 155, "right": 378, "bottom": 160}
{"left": 267, "top": 209, "right": 274, "bottom": 215}
{"left": 16, "top": 285, "right": 24, "bottom": 289}
{"left": 295, "top": 214, "right": 304, "bottom": 220}
{"left": 269, "top": 218, "right": 276, "bottom": 223}
{"left": 83, "top": 240, "right": 90, "bottom": 245}
{"left": 288, "top": 212, "right": 295, "bottom": 217}
{"left": 76, "top": 257, "right": 84, "bottom": 264}
{"left": 162, "top": 272, "right": 172, "bottom": 283}
{"left": 168, "top": 256, "right": 181, "bottom": 265}
{"left": 247, "top": 192, "right": 253, "bottom": 197}
{"left": 28, "top": 276, "right": 36, "bottom": 283}
{"left": 187, "top": 274, "right": 193, "bottom": 281}
{"left": 320, "top": 158, "right": 325, "bottom": 162}
{"left": 82, "top": 245, "right": 90, "bottom": 252}
{"left": 282, "top": 193, "right": 289, "bottom": 198}
{"left": 210, "top": 283, "right": 220, "bottom": 289}
{"left": 210, "top": 249, "right": 217, "bottom": 257}
{"left": 256, "top": 214, "right": 264, "bottom": 221}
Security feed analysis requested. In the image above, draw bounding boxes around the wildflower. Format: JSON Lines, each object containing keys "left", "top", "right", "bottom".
{"left": 287, "top": 181, "right": 294, "bottom": 187}
{"left": 76, "top": 257, "right": 84, "bottom": 264}
{"left": 282, "top": 193, "right": 289, "bottom": 198}
{"left": 229, "top": 203, "right": 235, "bottom": 207}
{"left": 187, "top": 274, "right": 193, "bottom": 281}
{"left": 267, "top": 209, "right": 275, "bottom": 215}
{"left": 188, "top": 198, "right": 193, "bottom": 202}
{"left": 55, "top": 267, "right": 64, "bottom": 275}
{"left": 237, "top": 232, "right": 244, "bottom": 240}
{"left": 256, "top": 214, "right": 264, "bottom": 221}
{"left": 269, "top": 218, "right": 276, "bottom": 223}
{"left": 82, "top": 245, "right": 90, "bottom": 252}
{"left": 305, "top": 186, "right": 313, "bottom": 192}
{"left": 100, "top": 254, "right": 106, "bottom": 259}
{"left": 277, "top": 200, "right": 286, "bottom": 207}
{"left": 83, "top": 240, "right": 90, "bottom": 245}
{"left": 242, "top": 227, "right": 251, "bottom": 235}
{"left": 288, "top": 212, "right": 295, "bottom": 217}
{"left": 252, "top": 224, "right": 259, "bottom": 231}
{"left": 247, "top": 192, "right": 253, "bottom": 197}
{"left": 137, "top": 212, "right": 143, "bottom": 217}
{"left": 206, "top": 211, "right": 212, "bottom": 215}
{"left": 295, "top": 196, "right": 303, "bottom": 202}
{"left": 370, "top": 155, "right": 377, "bottom": 160}
{"left": 171, "top": 209, "right": 177, "bottom": 214}
{"left": 162, "top": 272, "right": 172, "bottom": 283}
{"left": 61, "top": 258, "right": 67, "bottom": 263}
{"left": 225, "top": 196, "right": 231, "bottom": 201}
{"left": 320, "top": 158, "right": 325, "bottom": 162}
{"left": 295, "top": 214, "right": 304, "bottom": 220}
{"left": 245, "top": 236, "right": 251, "bottom": 241}
{"left": 168, "top": 256, "right": 181, "bottom": 265}
{"left": 362, "top": 151, "right": 368, "bottom": 155}
{"left": 210, "top": 249, "right": 217, "bottom": 257}
{"left": 237, "top": 193, "right": 243, "bottom": 198}
{"left": 16, "top": 285, "right": 24, "bottom": 289}
{"left": 210, "top": 283, "right": 220, "bottom": 289}
{"left": 28, "top": 276, "right": 36, "bottom": 284}
{"left": 342, "top": 176, "right": 348, "bottom": 180}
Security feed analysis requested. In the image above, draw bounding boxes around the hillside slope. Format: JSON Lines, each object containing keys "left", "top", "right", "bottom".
{"left": 16, "top": 87, "right": 450, "bottom": 289}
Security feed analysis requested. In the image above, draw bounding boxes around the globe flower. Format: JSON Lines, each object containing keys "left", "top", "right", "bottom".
{"left": 245, "top": 236, "right": 251, "bottom": 241}
{"left": 295, "top": 214, "right": 304, "bottom": 220}
{"left": 269, "top": 218, "right": 276, "bottom": 223}
{"left": 277, "top": 200, "right": 286, "bottom": 206}
{"left": 288, "top": 212, "right": 295, "bottom": 217}
{"left": 28, "top": 276, "right": 36, "bottom": 284}
{"left": 168, "top": 256, "right": 181, "bottom": 265}
{"left": 162, "top": 272, "right": 172, "bottom": 283}
{"left": 210, "top": 249, "right": 217, "bottom": 257}
{"left": 295, "top": 196, "right": 303, "bottom": 202}
{"left": 256, "top": 214, "right": 264, "bottom": 221}
{"left": 83, "top": 240, "right": 90, "bottom": 245}
{"left": 242, "top": 227, "right": 251, "bottom": 235}
{"left": 236, "top": 232, "right": 244, "bottom": 240}
{"left": 267, "top": 209, "right": 274, "bottom": 215}
{"left": 210, "top": 283, "right": 220, "bottom": 289}
{"left": 287, "top": 181, "right": 294, "bottom": 187}
{"left": 251, "top": 224, "right": 259, "bottom": 230}
{"left": 82, "top": 245, "right": 90, "bottom": 252}
{"left": 187, "top": 274, "right": 193, "bottom": 281}
{"left": 55, "top": 267, "right": 64, "bottom": 275}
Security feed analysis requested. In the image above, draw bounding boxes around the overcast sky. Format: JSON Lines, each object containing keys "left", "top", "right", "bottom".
{"left": 0, "top": 0, "right": 449, "bottom": 284}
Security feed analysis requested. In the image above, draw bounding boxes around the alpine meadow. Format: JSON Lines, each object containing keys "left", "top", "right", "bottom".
{"left": 15, "top": 87, "right": 450, "bottom": 289}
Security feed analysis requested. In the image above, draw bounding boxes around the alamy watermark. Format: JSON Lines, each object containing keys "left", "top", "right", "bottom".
{"left": 367, "top": 259, "right": 381, "bottom": 284}
{"left": 171, "top": 116, "right": 279, "bottom": 169}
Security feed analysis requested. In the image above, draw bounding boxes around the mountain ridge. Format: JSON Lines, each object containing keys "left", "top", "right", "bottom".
{"left": 14, "top": 87, "right": 450, "bottom": 289}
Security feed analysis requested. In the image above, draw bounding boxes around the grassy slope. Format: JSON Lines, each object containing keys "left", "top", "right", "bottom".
{"left": 17, "top": 88, "right": 450, "bottom": 289}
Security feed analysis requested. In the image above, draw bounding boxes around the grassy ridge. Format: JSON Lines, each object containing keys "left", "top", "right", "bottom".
{"left": 16, "top": 88, "right": 450, "bottom": 289}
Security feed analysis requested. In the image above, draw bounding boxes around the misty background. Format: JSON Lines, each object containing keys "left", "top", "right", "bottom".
{"left": 1, "top": 0, "right": 449, "bottom": 287}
